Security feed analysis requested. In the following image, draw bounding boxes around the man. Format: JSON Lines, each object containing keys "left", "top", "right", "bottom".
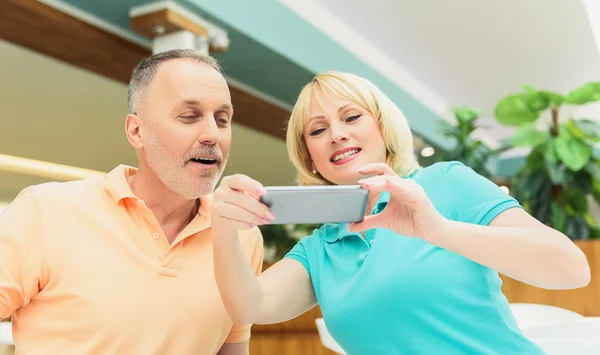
{"left": 0, "top": 49, "right": 263, "bottom": 354}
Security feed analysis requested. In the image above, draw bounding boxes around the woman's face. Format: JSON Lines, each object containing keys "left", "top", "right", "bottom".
{"left": 303, "top": 94, "right": 387, "bottom": 185}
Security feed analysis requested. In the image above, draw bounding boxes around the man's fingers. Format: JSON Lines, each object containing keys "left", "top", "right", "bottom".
{"left": 221, "top": 190, "right": 274, "bottom": 222}
{"left": 219, "top": 215, "right": 257, "bottom": 230}
{"left": 221, "top": 174, "right": 266, "bottom": 198}
{"left": 220, "top": 201, "right": 272, "bottom": 226}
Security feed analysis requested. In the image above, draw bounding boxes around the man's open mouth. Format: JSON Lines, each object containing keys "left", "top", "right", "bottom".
{"left": 190, "top": 158, "right": 219, "bottom": 165}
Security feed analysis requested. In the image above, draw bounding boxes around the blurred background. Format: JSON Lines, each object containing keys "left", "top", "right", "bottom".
{"left": 2, "top": 0, "right": 600, "bottom": 354}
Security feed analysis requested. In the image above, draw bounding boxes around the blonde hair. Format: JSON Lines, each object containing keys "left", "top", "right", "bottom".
{"left": 286, "top": 71, "right": 420, "bottom": 186}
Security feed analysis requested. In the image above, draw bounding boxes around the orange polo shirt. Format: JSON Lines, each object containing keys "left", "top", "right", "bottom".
{"left": 0, "top": 165, "right": 263, "bottom": 354}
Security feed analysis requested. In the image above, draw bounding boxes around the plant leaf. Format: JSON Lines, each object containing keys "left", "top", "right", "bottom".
{"left": 555, "top": 132, "right": 592, "bottom": 171}
{"left": 526, "top": 92, "right": 550, "bottom": 112}
{"left": 439, "top": 120, "right": 459, "bottom": 137}
{"left": 451, "top": 106, "right": 479, "bottom": 122}
{"left": 524, "top": 168, "right": 548, "bottom": 199}
{"left": 592, "top": 179, "right": 600, "bottom": 205}
{"left": 522, "top": 84, "right": 538, "bottom": 94}
{"left": 567, "top": 188, "right": 589, "bottom": 214}
{"left": 565, "top": 119, "right": 587, "bottom": 140}
{"left": 564, "top": 216, "right": 590, "bottom": 240}
{"left": 512, "top": 123, "right": 550, "bottom": 147}
{"left": 585, "top": 160, "right": 600, "bottom": 178}
{"left": 526, "top": 147, "right": 547, "bottom": 170}
{"left": 573, "top": 119, "right": 600, "bottom": 142}
{"left": 565, "top": 82, "right": 600, "bottom": 105}
{"left": 551, "top": 202, "right": 568, "bottom": 231}
{"left": 572, "top": 169, "right": 594, "bottom": 194}
{"left": 532, "top": 195, "right": 552, "bottom": 223}
{"left": 590, "top": 226, "right": 600, "bottom": 239}
{"left": 545, "top": 161, "right": 568, "bottom": 184}
{"left": 540, "top": 91, "right": 565, "bottom": 106}
{"left": 494, "top": 94, "right": 540, "bottom": 126}
{"left": 543, "top": 139, "right": 558, "bottom": 164}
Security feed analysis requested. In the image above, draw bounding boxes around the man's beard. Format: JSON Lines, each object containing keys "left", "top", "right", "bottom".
{"left": 144, "top": 132, "right": 224, "bottom": 199}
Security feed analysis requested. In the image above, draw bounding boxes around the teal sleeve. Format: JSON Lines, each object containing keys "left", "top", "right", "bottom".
{"left": 284, "top": 240, "right": 310, "bottom": 273}
{"left": 440, "top": 161, "right": 522, "bottom": 225}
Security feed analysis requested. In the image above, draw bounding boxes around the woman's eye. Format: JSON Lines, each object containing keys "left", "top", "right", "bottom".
{"left": 346, "top": 114, "right": 361, "bottom": 122}
{"left": 309, "top": 128, "right": 326, "bottom": 136}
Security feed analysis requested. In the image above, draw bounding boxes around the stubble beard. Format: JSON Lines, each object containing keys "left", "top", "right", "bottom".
{"left": 144, "top": 132, "right": 224, "bottom": 200}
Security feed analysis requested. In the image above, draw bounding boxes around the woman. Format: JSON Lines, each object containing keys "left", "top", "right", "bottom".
{"left": 210, "top": 71, "right": 590, "bottom": 354}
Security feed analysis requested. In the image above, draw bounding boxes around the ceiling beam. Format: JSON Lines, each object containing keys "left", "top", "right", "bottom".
{"left": 0, "top": 0, "right": 289, "bottom": 140}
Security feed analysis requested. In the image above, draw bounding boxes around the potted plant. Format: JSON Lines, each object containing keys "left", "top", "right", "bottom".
{"left": 494, "top": 82, "right": 600, "bottom": 240}
{"left": 436, "top": 105, "right": 507, "bottom": 178}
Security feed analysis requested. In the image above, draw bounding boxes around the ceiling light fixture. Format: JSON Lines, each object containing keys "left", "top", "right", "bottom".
{"left": 0, "top": 153, "right": 106, "bottom": 181}
{"left": 420, "top": 147, "right": 435, "bottom": 157}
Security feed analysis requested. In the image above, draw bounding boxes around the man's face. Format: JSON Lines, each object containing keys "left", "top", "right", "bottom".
{"left": 137, "top": 59, "right": 233, "bottom": 199}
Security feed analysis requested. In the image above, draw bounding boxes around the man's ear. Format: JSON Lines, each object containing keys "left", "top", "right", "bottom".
{"left": 125, "top": 114, "right": 143, "bottom": 150}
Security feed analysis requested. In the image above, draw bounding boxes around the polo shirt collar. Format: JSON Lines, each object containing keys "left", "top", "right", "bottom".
{"left": 104, "top": 164, "right": 213, "bottom": 217}
{"left": 105, "top": 165, "right": 137, "bottom": 204}
{"left": 323, "top": 192, "right": 391, "bottom": 243}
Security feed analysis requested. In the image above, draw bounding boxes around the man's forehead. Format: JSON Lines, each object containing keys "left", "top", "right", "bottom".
{"left": 150, "top": 59, "right": 230, "bottom": 101}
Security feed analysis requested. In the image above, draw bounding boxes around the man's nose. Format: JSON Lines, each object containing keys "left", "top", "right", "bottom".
{"left": 197, "top": 116, "right": 220, "bottom": 145}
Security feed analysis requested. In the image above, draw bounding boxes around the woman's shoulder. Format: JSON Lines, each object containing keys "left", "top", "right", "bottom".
{"left": 408, "top": 160, "right": 468, "bottom": 184}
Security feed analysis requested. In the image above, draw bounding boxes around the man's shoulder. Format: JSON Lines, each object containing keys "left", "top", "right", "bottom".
{"left": 27, "top": 176, "right": 107, "bottom": 205}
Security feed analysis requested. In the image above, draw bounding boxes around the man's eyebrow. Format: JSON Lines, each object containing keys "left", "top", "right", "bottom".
{"left": 176, "top": 100, "right": 234, "bottom": 117}
{"left": 178, "top": 99, "right": 200, "bottom": 106}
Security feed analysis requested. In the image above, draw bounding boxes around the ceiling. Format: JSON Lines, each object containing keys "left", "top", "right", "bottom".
{"left": 282, "top": 0, "right": 600, "bottom": 148}
{"left": 50, "top": 0, "right": 450, "bottom": 148}
{"left": 3, "top": 0, "right": 599, "bottom": 203}
{"left": 0, "top": 39, "right": 297, "bottom": 202}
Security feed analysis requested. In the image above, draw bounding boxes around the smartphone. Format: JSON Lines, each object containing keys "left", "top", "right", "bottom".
{"left": 259, "top": 185, "right": 369, "bottom": 225}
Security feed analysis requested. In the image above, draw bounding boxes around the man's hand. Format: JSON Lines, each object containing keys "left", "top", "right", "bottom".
{"left": 211, "top": 174, "right": 274, "bottom": 233}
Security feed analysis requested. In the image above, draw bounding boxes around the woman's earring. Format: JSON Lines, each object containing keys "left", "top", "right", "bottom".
{"left": 312, "top": 169, "right": 317, "bottom": 175}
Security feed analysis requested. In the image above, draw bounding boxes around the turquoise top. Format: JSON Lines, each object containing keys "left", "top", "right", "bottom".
{"left": 285, "top": 161, "right": 545, "bottom": 354}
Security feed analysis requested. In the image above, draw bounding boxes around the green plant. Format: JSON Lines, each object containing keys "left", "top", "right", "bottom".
{"left": 437, "top": 106, "right": 505, "bottom": 178}
{"left": 259, "top": 223, "right": 321, "bottom": 261}
{"left": 494, "top": 82, "right": 600, "bottom": 239}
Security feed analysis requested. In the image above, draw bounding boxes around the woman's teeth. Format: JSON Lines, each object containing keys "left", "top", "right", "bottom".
{"left": 332, "top": 149, "right": 360, "bottom": 162}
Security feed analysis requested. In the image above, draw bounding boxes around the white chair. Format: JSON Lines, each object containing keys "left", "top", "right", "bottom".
{"left": 0, "top": 322, "right": 13, "bottom": 345}
{"left": 315, "top": 318, "right": 346, "bottom": 354}
{"left": 509, "top": 303, "right": 584, "bottom": 329}
{"left": 522, "top": 317, "right": 600, "bottom": 342}
{"left": 531, "top": 338, "right": 600, "bottom": 355}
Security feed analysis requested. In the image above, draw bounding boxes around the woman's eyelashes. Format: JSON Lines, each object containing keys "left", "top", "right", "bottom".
{"left": 309, "top": 127, "right": 325, "bottom": 136}
{"left": 308, "top": 114, "right": 362, "bottom": 136}
{"left": 346, "top": 114, "right": 361, "bottom": 122}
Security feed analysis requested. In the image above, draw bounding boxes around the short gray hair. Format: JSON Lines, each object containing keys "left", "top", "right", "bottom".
{"left": 127, "top": 49, "right": 221, "bottom": 114}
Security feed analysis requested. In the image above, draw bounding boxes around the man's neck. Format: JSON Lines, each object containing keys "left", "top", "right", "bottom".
{"left": 129, "top": 168, "right": 199, "bottom": 243}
